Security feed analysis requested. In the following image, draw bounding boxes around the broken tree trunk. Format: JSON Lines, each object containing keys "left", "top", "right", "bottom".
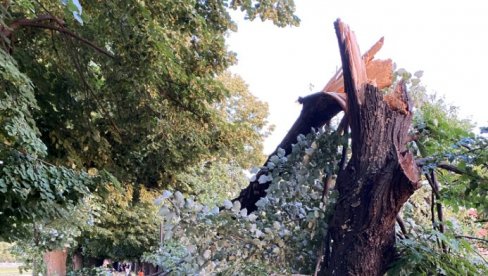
{"left": 319, "top": 20, "right": 420, "bottom": 275}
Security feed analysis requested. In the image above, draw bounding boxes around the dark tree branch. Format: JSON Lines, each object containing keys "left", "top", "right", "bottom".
{"left": 18, "top": 22, "right": 115, "bottom": 58}
{"left": 416, "top": 158, "right": 465, "bottom": 175}
{"left": 437, "top": 163, "right": 464, "bottom": 175}
{"left": 425, "top": 171, "right": 447, "bottom": 252}
{"left": 431, "top": 172, "right": 445, "bottom": 235}
{"left": 455, "top": 235, "right": 488, "bottom": 243}
{"left": 321, "top": 173, "right": 333, "bottom": 202}
{"left": 336, "top": 115, "right": 349, "bottom": 172}
{"left": 64, "top": 36, "right": 122, "bottom": 135}
{"left": 396, "top": 215, "right": 408, "bottom": 238}
{"left": 2, "top": 14, "right": 115, "bottom": 59}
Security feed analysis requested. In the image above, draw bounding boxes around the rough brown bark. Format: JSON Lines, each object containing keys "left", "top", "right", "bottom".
{"left": 319, "top": 20, "right": 420, "bottom": 275}
{"left": 44, "top": 248, "right": 68, "bottom": 276}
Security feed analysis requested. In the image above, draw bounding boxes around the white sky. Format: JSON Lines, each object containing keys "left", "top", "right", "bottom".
{"left": 227, "top": 0, "right": 488, "bottom": 154}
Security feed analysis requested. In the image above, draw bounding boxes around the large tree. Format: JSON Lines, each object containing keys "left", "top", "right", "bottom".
{"left": 0, "top": 0, "right": 296, "bottom": 270}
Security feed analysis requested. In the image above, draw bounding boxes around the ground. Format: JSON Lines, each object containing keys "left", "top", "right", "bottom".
{"left": 0, "top": 263, "right": 30, "bottom": 276}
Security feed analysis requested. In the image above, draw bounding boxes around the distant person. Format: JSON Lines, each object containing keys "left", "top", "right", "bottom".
{"left": 138, "top": 268, "right": 144, "bottom": 276}
{"left": 125, "top": 262, "right": 132, "bottom": 276}
{"left": 102, "top": 259, "right": 113, "bottom": 276}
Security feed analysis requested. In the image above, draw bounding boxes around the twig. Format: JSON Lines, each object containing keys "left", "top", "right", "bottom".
{"left": 416, "top": 158, "right": 465, "bottom": 175}
{"left": 14, "top": 22, "right": 115, "bottom": 58}
{"left": 455, "top": 235, "right": 488, "bottom": 243}
{"left": 338, "top": 116, "right": 349, "bottom": 172}
{"left": 321, "top": 173, "right": 332, "bottom": 203}
{"left": 437, "top": 163, "right": 464, "bottom": 175}
{"left": 2, "top": 11, "right": 115, "bottom": 59}
{"left": 396, "top": 215, "right": 408, "bottom": 238}
{"left": 313, "top": 240, "right": 325, "bottom": 276}
{"left": 425, "top": 172, "right": 447, "bottom": 252}
{"left": 64, "top": 35, "right": 122, "bottom": 135}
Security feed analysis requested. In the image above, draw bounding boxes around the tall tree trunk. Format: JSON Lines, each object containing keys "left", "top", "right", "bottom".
{"left": 43, "top": 248, "right": 68, "bottom": 276}
{"left": 320, "top": 20, "right": 420, "bottom": 275}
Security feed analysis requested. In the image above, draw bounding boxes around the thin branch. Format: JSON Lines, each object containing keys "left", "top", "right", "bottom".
{"left": 338, "top": 115, "right": 349, "bottom": 172}
{"left": 437, "top": 163, "right": 464, "bottom": 175}
{"left": 15, "top": 22, "right": 115, "bottom": 58}
{"left": 455, "top": 235, "right": 488, "bottom": 243}
{"left": 396, "top": 215, "right": 408, "bottom": 238}
{"left": 314, "top": 241, "right": 325, "bottom": 276}
{"left": 314, "top": 231, "right": 331, "bottom": 275}
{"left": 416, "top": 158, "right": 465, "bottom": 175}
{"left": 1, "top": 14, "right": 63, "bottom": 36}
{"left": 432, "top": 172, "right": 445, "bottom": 235}
{"left": 426, "top": 171, "right": 447, "bottom": 252}
{"left": 321, "top": 173, "right": 333, "bottom": 203}
{"left": 2, "top": 12, "right": 115, "bottom": 59}
{"left": 63, "top": 35, "right": 122, "bottom": 135}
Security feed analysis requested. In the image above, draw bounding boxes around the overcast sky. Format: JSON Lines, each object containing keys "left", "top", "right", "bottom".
{"left": 227, "top": 0, "right": 488, "bottom": 154}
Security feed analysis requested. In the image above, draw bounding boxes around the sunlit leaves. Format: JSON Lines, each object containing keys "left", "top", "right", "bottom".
{"left": 228, "top": 0, "right": 300, "bottom": 27}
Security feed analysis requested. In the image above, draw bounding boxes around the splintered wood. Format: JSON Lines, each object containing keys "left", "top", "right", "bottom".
{"left": 383, "top": 82, "right": 409, "bottom": 115}
{"left": 321, "top": 20, "right": 394, "bottom": 110}
{"left": 321, "top": 19, "right": 411, "bottom": 115}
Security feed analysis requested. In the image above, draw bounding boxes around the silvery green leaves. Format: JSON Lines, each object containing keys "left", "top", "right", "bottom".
{"left": 258, "top": 174, "right": 273, "bottom": 184}
{"left": 146, "top": 128, "right": 343, "bottom": 274}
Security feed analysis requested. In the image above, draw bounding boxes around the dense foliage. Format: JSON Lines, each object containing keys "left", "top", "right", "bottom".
{"left": 144, "top": 129, "right": 342, "bottom": 274}
{"left": 1, "top": 0, "right": 486, "bottom": 274}
{"left": 141, "top": 72, "right": 488, "bottom": 274}
{"left": 0, "top": 0, "right": 293, "bottom": 268}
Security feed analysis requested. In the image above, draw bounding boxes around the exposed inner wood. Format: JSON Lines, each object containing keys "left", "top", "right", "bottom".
{"left": 384, "top": 81, "right": 409, "bottom": 115}
{"left": 322, "top": 37, "right": 392, "bottom": 95}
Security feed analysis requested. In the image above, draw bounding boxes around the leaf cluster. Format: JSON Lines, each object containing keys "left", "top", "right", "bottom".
{"left": 144, "top": 128, "right": 342, "bottom": 274}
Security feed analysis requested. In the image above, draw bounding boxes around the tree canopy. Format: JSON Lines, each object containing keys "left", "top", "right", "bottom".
{"left": 1, "top": 1, "right": 487, "bottom": 275}
{"left": 0, "top": 0, "right": 294, "bottom": 271}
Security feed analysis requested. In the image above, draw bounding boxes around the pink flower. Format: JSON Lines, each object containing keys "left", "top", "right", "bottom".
{"left": 467, "top": 208, "right": 478, "bottom": 218}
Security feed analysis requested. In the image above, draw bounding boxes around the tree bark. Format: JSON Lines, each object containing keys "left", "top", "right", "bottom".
{"left": 44, "top": 248, "right": 68, "bottom": 276}
{"left": 320, "top": 20, "right": 420, "bottom": 275}
{"left": 72, "top": 250, "right": 83, "bottom": 271}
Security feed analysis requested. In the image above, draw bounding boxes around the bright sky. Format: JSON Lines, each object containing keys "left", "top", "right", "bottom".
{"left": 227, "top": 0, "right": 488, "bottom": 154}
